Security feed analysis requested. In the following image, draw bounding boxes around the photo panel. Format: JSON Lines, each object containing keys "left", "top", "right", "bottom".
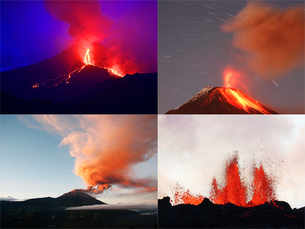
{"left": 158, "top": 115, "right": 305, "bottom": 227}
{"left": 0, "top": 0, "right": 157, "bottom": 114}
{"left": 0, "top": 115, "right": 157, "bottom": 228}
{"left": 158, "top": 0, "right": 304, "bottom": 114}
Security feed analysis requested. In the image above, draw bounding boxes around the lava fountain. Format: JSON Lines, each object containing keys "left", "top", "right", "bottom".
{"left": 172, "top": 155, "right": 276, "bottom": 207}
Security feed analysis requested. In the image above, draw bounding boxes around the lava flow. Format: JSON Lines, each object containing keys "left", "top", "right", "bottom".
{"left": 221, "top": 69, "right": 272, "bottom": 114}
{"left": 219, "top": 88, "right": 271, "bottom": 114}
{"left": 172, "top": 155, "right": 276, "bottom": 207}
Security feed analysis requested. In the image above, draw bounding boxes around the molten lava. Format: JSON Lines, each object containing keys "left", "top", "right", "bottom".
{"left": 221, "top": 68, "right": 272, "bottom": 114}
{"left": 210, "top": 156, "right": 247, "bottom": 206}
{"left": 83, "top": 48, "right": 93, "bottom": 65}
{"left": 218, "top": 88, "right": 271, "bottom": 114}
{"left": 173, "top": 188, "right": 204, "bottom": 205}
{"left": 172, "top": 155, "right": 276, "bottom": 207}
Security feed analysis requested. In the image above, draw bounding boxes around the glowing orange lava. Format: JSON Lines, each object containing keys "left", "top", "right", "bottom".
{"left": 219, "top": 88, "right": 271, "bottom": 114}
{"left": 105, "top": 65, "right": 124, "bottom": 77}
{"left": 83, "top": 48, "right": 93, "bottom": 65}
{"left": 172, "top": 155, "right": 276, "bottom": 207}
{"left": 173, "top": 188, "right": 204, "bottom": 205}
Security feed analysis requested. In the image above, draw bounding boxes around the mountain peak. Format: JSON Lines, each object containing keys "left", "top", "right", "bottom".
{"left": 167, "top": 86, "right": 277, "bottom": 114}
{"left": 57, "top": 190, "right": 106, "bottom": 207}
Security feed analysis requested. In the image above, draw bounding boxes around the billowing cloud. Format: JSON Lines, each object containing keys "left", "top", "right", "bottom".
{"left": 223, "top": 2, "right": 304, "bottom": 79}
{"left": 33, "top": 115, "right": 157, "bottom": 194}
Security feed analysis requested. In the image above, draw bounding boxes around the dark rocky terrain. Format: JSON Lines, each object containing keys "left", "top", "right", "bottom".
{"left": 158, "top": 197, "right": 304, "bottom": 228}
{"left": 0, "top": 48, "right": 157, "bottom": 114}
{"left": 1, "top": 191, "right": 156, "bottom": 228}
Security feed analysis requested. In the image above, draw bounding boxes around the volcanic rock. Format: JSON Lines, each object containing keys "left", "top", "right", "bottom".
{"left": 167, "top": 87, "right": 277, "bottom": 114}
{"left": 158, "top": 197, "right": 304, "bottom": 228}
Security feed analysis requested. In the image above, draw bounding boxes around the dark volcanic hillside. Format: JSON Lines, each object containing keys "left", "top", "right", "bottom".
{"left": 0, "top": 48, "right": 157, "bottom": 114}
{"left": 158, "top": 197, "right": 304, "bottom": 228}
{"left": 1, "top": 190, "right": 104, "bottom": 210}
{"left": 1, "top": 191, "right": 156, "bottom": 228}
{"left": 167, "top": 87, "right": 277, "bottom": 114}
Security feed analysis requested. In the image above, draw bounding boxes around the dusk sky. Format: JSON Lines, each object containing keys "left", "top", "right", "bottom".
{"left": 0, "top": 0, "right": 157, "bottom": 73}
{"left": 0, "top": 115, "right": 157, "bottom": 206}
{"left": 159, "top": 0, "right": 304, "bottom": 113}
{"left": 159, "top": 115, "right": 305, "bottom": 208}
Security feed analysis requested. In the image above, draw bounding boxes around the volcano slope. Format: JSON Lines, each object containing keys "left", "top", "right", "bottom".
{"left": 167, "top": 87, "right": 277, "bottom": 114}
{"left": 1, "top": 191, "right": 156, "bottom": 228}
{"left": 158, "top": 197, "right": 304, "bottom": 228}
{"left": 0, "top": 48, "right": 157, "bottom": 114}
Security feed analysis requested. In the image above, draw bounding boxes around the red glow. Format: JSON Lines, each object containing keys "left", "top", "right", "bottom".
{"left": 173, "top": 188, "right": 204, "bottom": 205}
{"left": 223, "top": 68, "right": 248, "bottom": 92}
{"left": 210, "top": 156, "right": 247, "bottom": 206}
{"left": 83, "top": 48, "right": 93, "bottom": 65}
{"left": 172, "top": 156, "right": 276, "bottom": 207}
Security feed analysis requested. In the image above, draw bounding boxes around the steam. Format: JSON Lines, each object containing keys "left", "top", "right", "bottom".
{"left": 223, "top": 2, "right": 304, "bottom": 79}
{"left": 34, "top": 115, "right": 157, "bottom": 194}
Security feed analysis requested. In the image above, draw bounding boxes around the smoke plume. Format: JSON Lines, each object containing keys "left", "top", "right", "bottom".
{"left": 222, "top": 2, "right": 304, "bottom": 79}
{"left": 44, "top": 1, "right": 157, "bottom": 74}
{"left": 34, "top": 115, "right": 157, "bottom": 194}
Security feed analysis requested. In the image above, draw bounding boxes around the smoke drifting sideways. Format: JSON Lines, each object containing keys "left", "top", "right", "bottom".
{"left": 222, "top": 2, "right": 304, "bottom": 79}
{"left": 44, "top": 1, "right": 157, "bottom": 75}
{"left": 33, "top": 115, "right": 157, "bottom": 195}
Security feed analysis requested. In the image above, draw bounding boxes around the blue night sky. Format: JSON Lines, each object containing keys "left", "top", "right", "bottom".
{"left": 0, "top": 0, "right": 157, "bottom": 72}
{"left": 0, "top": 115, "right": 157, "bottom": 205}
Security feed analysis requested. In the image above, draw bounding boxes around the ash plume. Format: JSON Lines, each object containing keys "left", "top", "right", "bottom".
{"left": 44, "top": 1, "right": 156, "bottom": 74}
{"left": 222, "top": 2, "right": 304, "bottom": 79}
{"left": 34, "top": 115, "right": 157, "bottom": 194}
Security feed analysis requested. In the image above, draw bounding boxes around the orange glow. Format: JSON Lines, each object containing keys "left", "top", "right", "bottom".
{"left": 172, "top": 155, "right": 276, "bottom": 207}
{"left": 250, "top": 165, "right": 275, "bottom": 206}
{"left": 105, "top": 65, "right": 124, "bottom": 77}
{"left": 224, "top": 71, "right": 233, "bottom": 88}
{"left": 173, "top": 188, "right": 204, "bottom": 205}
{"left": 210, "top": 156, "right": 247, "bottom": 206}
{"left": 219, "top": 88, "right": 271, "bottom": 114}
{"left": 83, "top": 48, "right": 93, "bottom": 65}
{"left": 223, "top": 68, "right": 248, "bottom": 92}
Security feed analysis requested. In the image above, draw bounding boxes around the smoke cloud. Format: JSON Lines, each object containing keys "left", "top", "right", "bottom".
{"left": 222, "top": 2, "right": 304, "bottom": 79}
{"left": 34, "top": 115, "right": 157, "bottom": 194}
{"left": 44, "top": 1, "right": 157, "bottom": 74}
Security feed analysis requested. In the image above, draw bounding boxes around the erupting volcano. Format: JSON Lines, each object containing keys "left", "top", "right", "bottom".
{"left": 159, "top": 155, "right": 304, "bottom": 228}
{"left": 167, "top": 68, "right": 277, "bottom": 114}
{"left": 172, "top": 155, "right": 276, "bottom": 207}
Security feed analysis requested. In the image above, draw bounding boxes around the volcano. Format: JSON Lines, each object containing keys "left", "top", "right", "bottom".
{"left": 1, "top": 190, "right": 105, "bottom": 210}
{"left": 0, "top": 47, "right": 157, "bottom": 114}
{"left": 158, "top": 197, "right": 304, "bottom": 228}
{"left": 1, "top": 190, "right": 156, "bottom": 228}
{"left": 167, "top": 87, "right": 277, "bottom": 114}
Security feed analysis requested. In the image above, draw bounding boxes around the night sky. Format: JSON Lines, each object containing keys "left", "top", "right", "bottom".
{"left": 0, "top": 0, "right": 157, "bottom": 73}
{"left": 158, "top": 0, "right": 304, "bottom": 113}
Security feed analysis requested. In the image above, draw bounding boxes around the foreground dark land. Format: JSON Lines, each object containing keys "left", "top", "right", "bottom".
{"left": 1, "top": 191, "right": 156, "bottom": 228}
{"left": 1, "top": 47, "right": 157, "bottom": 114}
{"left": 158, "top": 197, "right": 304, "bottom": 228}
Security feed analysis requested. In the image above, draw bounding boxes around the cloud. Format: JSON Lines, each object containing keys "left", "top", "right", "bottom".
{"left": 32, "top": 115, "right": 157, "bottom": 195}
{"left": 223, "top": 2, "right": 304, "bottom": 79}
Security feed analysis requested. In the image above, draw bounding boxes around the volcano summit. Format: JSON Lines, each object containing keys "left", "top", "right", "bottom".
{"left": 0, "top": 47, "right": 157, "bottom": 114}
{"left": 167, "top": 87, "right": 277, "bottom": 114}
